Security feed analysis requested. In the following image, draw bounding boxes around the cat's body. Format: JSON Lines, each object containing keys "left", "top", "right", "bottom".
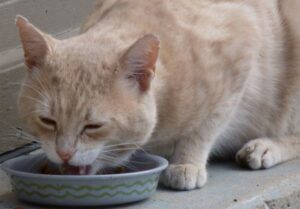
{"left": 82, "top": 0, "right": 283, "bottom": 154}
{"left": 16, "top": 0, "right": 300, "bottom": 190}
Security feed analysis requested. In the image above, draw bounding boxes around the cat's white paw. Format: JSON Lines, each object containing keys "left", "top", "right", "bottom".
{"left": 236, "top": 138, "right": 282, "bottom": 170}
{"left": 160, "top": 164, "right": 207, "bottom": 190}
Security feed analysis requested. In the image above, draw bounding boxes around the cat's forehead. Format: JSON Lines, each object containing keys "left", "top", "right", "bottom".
{"left": 45, "top": 48, "right": 119, "bottom": 93}
{"left": 54, "top": 45, "right": 118, "bottom": 72}
{"left": 47, "top": 63, "right": 117, "bottom": 96}
{"left": 37, "top": 62, "right": 116, "bottom": 119}
{"left": 56, "top": 38, "right": 122, "bottom": 65}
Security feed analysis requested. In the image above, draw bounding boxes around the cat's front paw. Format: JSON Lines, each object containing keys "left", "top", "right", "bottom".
{"left": 236, "top": 138, "right": 282, "bottom": 170}
{"left": 160, "top": 164, "right": 207, "bottom": 190}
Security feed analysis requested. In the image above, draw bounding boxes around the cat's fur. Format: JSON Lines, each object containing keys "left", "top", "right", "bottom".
{"left": 16, "top": 0, "right": 300, "bottom": 190}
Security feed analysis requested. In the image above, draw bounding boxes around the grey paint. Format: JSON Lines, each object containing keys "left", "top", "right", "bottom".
{"left": 0, "top": 0, "right": 94, "bottom": 53}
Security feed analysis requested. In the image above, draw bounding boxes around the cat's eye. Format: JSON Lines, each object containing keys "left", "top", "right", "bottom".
{"left": 38, "top": 116, "right": 57, "bottom": 130}
{"left": 82, "top": 124, "right": 103, "bottom": 133}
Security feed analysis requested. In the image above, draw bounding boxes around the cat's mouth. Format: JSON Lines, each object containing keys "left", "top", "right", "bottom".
{"left": 40, "top": 161, "right": 93, "bottom": 175}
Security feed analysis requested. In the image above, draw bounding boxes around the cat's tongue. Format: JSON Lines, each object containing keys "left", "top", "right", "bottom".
{"left": 62, "top": 165, "right": 91, "bottom": 175}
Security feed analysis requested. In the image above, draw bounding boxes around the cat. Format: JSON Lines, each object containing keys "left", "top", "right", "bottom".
{"left": 15, "top": 0, "right": 300, "bottom": 190}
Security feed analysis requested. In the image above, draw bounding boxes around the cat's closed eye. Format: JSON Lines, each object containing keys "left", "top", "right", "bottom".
{"left": 38, "top": 116, "right": 57, "bottom": 131}
{"left": 82, "top": 124, "right": 103, "bottom": 134}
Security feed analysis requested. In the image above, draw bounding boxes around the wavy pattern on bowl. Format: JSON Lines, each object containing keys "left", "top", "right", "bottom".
{"left": 13, "top": 176, "right": 159, "bottom": 200}
{"left": 12, "top": 176, "right": 158, "bottom": 191}
{"left": 3, "top": 152, "right": 168, "bottom": 206}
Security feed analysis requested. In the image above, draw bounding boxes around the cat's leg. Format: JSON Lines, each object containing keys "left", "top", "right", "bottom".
{"left": 160, "top": 130, "right": 214, "bottom": 190}
{"left": 236, "top": 136, "right": 300, "bottom": 169}
{"left": 159, "top": 9, "right": 260, "bottom": 190}
{"left": 145, "top": 140, "right": 176, "bottom": 160}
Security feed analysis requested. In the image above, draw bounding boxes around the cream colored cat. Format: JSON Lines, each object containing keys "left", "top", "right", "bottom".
{"left": 16, "top": 0, "right": 300, "bottom": 190}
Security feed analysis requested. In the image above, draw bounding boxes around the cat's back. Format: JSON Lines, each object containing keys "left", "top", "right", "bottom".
{"left": 79, "top": 0, "right": 288, "bottom": 145}
{"left": 82, "top": 0, "right": 263, "bottom": 39}
{"left": 82, "top": 0, "right": 279, "bottom": 70}
{"left": 87, "top": 0, "right": 267, "bottom": 60}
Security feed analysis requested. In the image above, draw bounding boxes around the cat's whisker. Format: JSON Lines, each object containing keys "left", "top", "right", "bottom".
{"left": 20, "top": 96, "right": 49, "bottom": 107}
{"left": 99, "top": 149, "right": 150, "bottom": 168}
{"left": 0, "top": 122, "right": 22, "bottom": 135}
{"left": 102, "top": 147, "right": 141, "bottom": 153}
{"left": 21, "top": 109, "right": 44, "bottom": 119}
{"left": 8, "top": 82, "right": 49, "bottom": 99}
{"left": 97, "top": 155, "right": 119, "bottom": 165}
{"left": 97, "top": 153, "right": 125, "bottom": 165}
{"left": 102, "top": 145, "right": 143, "bottom": 153}
{"left": 0, "top": 122, "right": 40, "bottom": 143}
{"left": 29, "top": 155, "right": 47, "bottom": 171}
{"left": 97, "top": 154, "right": 138, "bottom": 171}
{"left": 104, "top": 141, "right": 146, "bottom": 152}
{"left": 32, "top": 73, "right": 54, "bottom": 98}
{"left": 20, "top": 135, "right": 40, "bottom": 143}
{"left": 0, "top": 133, "right": 40, "bottom": 143}
{"left": 3, "top": 123, "right": 34, "bottom": 138}
{"left": 115, "top": 159, "right": 139, "bottom": 171}
{"left": 16, "top": 130, "right": 37, "bottom": 140}
{"left": 103, "top": 142, "right": 143, "bottom": 149}
{"left": 134, "top": 144, "right": 146, "bottom": 152}
{"left": 97, "top": 154, "right": 117, "bottom": 161}
{"left": 105, "top": 151, "right": 150, "bottom": 165}
{"left": 20, "top": 95, "right": 50, "bottom": 109}
{"left": 0, "top": 134, "right": 23, "bottom": 140}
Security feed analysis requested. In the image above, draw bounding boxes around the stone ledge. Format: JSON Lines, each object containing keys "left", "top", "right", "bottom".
{"left": 1, "top": 156, "right": 300, "bottom": 209}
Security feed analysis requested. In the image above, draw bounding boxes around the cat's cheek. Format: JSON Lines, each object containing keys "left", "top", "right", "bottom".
{"left": 40, "top": 141, "right": 63, "bottom": 164}
{"left": 28, "top": 120, "right": 54, "bottom": 139}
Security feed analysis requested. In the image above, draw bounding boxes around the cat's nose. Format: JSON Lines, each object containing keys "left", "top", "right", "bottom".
{"left": 56, "top": 149, "right": 75, "bottom": 163}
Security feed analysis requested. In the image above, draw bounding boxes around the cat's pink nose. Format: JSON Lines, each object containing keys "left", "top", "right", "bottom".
{"left": 56, "top": 149, "right": 75, "bottom": 163}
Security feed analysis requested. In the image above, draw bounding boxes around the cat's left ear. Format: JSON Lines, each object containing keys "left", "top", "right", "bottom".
{"left": 120, "top": 33, "right": 160, "bottom": 92}
{"left": 15, "top": 15, "right": 54, "bottom": 71}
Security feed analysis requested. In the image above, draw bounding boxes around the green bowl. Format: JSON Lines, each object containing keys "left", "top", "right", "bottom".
{"left": 2, "top": 152, "right": 168, "bottom": 206}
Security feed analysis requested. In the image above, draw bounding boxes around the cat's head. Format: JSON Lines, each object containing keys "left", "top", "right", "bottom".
{"left": 16, "top": 16, "right": 159, "bottom": 173}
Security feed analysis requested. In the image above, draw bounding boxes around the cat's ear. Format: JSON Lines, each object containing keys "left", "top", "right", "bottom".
{"left": 120, "top": 33, "right": 160, "bottom": 92}
{"left": 15, "top": 15, "right": 53, "bottom": 70}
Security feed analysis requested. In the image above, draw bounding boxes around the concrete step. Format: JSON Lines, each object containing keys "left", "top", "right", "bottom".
{"left": 1, "top": 155, "right": 300, "bottom": 209}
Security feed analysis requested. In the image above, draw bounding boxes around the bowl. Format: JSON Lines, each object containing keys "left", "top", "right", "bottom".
{"left": 2, "top": 152, "right": 168, "bottom": 207}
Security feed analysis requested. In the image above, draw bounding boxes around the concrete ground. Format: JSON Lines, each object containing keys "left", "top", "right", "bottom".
{"left": 1, "top": 153, "right": 300, "bottom": 209}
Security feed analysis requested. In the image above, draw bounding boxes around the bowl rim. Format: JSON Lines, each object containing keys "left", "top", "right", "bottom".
{"left": 1, "top": 152, "right": 168, "bottom": 180}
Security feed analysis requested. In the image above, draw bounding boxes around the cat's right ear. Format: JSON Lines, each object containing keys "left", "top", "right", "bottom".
{"left": 15, "top": 15, "right": 53, "bottom": 71}
{"left": 120, "top": 34, "right": 160, "bottom": 92}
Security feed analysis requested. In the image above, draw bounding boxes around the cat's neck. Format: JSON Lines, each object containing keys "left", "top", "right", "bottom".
{"left": 81, "top": 17, "right": 146, "bottom": 51}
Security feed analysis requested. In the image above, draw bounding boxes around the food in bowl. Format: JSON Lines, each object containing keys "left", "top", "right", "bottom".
{"left": 40, "top": 162, "right": 128, "bottom": 175}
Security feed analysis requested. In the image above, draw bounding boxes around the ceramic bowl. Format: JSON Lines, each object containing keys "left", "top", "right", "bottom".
{"left": 2, "top": 152, "right": 168, "bottom": 206}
